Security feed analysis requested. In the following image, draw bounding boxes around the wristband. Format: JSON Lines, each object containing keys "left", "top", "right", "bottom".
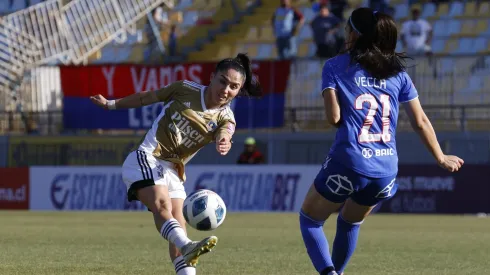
{"left": 107, "top": 100, "right": 116, "bottom": 110}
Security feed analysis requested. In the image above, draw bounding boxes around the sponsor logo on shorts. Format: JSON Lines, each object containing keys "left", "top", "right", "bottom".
{"left": 375, "top": 178, "right": 396, "bottom": 198}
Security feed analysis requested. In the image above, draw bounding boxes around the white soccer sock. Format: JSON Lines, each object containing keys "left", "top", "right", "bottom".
{"left": 160, "top": 219, "right": 191, "bottom": 249}
{"left": 173, "top": 256, "right": 196, "bottom": 275}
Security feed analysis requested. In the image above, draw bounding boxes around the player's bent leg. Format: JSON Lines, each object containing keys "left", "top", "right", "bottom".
{"left": 170, "top": 198, "right": 195, "bottom": 275}
{"left": 331, "top": 198, "right": 376, "bottom": 274}
{"left": 136, "top": 185, "right": 192, "bottom": 251}
{"left": 166, "top": 175, "right": 217, "bottom": 268}
{"left": 300, "top": 184, "right": 344, "bottom": 275}
{"left": 332, "top": 175, "right": 397, "bottom": 274}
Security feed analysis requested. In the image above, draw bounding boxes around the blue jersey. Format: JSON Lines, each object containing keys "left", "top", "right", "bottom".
{"left": 322, "top": 54, "right": 418, "bottom": 177}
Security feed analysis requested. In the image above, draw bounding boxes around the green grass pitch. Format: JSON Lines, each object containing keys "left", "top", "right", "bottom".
{"left": 1, "top": 211, "right": 489, "bottom": 275}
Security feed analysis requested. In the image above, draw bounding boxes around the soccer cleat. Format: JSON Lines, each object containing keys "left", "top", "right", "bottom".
{"left": 181, "top": 236, "right": 218, "bottom": 267}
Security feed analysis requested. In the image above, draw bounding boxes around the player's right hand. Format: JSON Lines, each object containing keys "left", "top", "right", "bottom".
{"left": 438, "top": 155, "right": 464, "bottom": 172}
{"left": 90, "top": 94, "right": 108, "bottom": 109}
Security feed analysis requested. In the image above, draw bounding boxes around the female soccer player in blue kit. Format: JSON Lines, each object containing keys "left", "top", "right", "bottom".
{"left": 299, "top": 7, "right": 464, "bottom": 275}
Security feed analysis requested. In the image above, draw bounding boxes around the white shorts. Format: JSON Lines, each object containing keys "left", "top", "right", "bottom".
{"left": 122, "top": 150, "right": 186, "bottom": 201}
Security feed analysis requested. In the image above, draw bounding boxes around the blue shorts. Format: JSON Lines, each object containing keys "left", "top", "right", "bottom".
{"left": 314, "top": 157, "right": 398, "bottom": 206}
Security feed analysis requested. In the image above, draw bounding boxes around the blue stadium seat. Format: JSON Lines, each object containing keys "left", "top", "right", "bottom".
{"left": 448, "top": 2, "right": 464, "bottom": 18}
{"left": 395, "top": 40, "right": 403, "bottom": 52}
{"left": 125, "top": 33, "right": 139, "bottom": 45}
{"left": 473, "top": 38, "right": 487, "bottom": 53}
{"left": 447, "top": 20, "right": 461, "bottom": 36}
{"left": 10, "top": 1, "right": 26, "bottom": 12}
{"left": 421, "top": 2, "right": 436, "bottom": 18}
{"left": 183, "top": 11, "right": 198, "bottom": 27}
{"left": 298, "top": 26, "right": 313, "bottom": 41}
{"left": 456, "top": 38, "right": 473, "bottom": 54}
{"left": 301, "top": 7, "right": 316, "bottom": 23}
{"left": 257, "top": 43, "right": 273, "bottom": 59}
{"left": 0, "top": 1, "right": 10, "bottom": 14}
{"left": 394, "top": 4, "right": 408, "bottom": 20}
{"left": 483, "top": 20, "right": 490, "bottom": 35}
{"left": 431, "top": 38, "right": 445, "bottom": 53}
{"left": 117, "top": 46, "right": 132, "bottom": 62}
{"left": 432, "top": 20, "right": 448, "bottom": 37}
{"left": 176, "top": 0, "right": 193, "bottom": 10}
{"left": 29, "top": 0, "right": 43, "bottom": 6}
{"left": 438, "top": 58, "right": 454, "bottom": 74}
{"left": 466, "top": 75, "right": 483, "bottom": 93}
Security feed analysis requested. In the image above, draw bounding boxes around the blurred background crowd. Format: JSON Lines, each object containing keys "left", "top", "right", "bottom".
{"left": 0, "top": 0, "right": 489, "bottom": 167}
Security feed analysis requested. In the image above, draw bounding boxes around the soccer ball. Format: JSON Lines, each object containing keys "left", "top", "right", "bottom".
{"left": 183, "top": 189, "right": 227, "bottom": 231}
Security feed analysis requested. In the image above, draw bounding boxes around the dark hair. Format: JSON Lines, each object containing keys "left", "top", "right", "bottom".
{"left": 215, "top": 53, "right": 262, "bottom": 97}
{"left": 346, "top": 8, "right": 409, "bottom": 79}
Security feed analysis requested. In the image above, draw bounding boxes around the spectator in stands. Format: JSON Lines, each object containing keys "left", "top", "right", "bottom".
{"left": 237, "top": 137, "right": 265, "bottom": 164}
{"left": 271, "top": 0, "right": 305, "bottom": 60}
{"left": 168, "top": 24, "right": 177, "bottom": 57}
{"left": 312, "top": 0, "right": 349, "bottom": 21}
{"left": 154, "top": 4, "right": 170, "bottom": 27}
{"left": 311, "top": 4, "right": 342, "bottom": 59}
{"left": 360, "top": 0, "right": 394, "bottom": 16}
{"left": 311, "top": 0, "right": 328, "bottom": 13}
{"left": 144, "top": 4, "right": 171, "bottom": 63}
{"left": 401, "top": 7, "right": 432, "bottom": 57}
{"left": 329, "top": 0, "right": 349, "bottom": 21}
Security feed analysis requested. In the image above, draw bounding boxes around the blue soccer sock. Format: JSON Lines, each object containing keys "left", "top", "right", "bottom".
{"left": 331, "top": 213, "right": 362, "bottom": 273}
{"left": 299, "top": 210, "right": 335, "bottom": 274}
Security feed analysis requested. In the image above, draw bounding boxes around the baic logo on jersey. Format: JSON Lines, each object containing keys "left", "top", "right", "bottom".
{"left": 169, "top": 112, "right": 205, "bottom": 148}
{"left": 362, "top": 148, "right": 395, "bottom": 159}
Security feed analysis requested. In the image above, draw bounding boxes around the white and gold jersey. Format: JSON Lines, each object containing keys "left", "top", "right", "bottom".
{"left": 136, "top": 80, "right": 236, "bottom": 181}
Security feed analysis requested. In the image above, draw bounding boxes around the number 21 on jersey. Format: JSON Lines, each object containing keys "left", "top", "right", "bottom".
{"left": 355, "top": 94, "right": 391, "bottom": 143}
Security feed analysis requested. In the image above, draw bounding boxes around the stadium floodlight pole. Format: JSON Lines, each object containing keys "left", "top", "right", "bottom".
{"left": 146, "top": 12, "right": 166, "bottom": 56}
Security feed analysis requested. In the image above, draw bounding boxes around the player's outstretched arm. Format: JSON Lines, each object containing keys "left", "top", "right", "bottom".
{"left": 90, "top": 91, "right": 159, "bottom": 110}
{"left": 403, "top": 98, "right": 464, "bottom": 172}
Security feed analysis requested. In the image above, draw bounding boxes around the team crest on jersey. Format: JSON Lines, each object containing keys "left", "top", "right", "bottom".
{"left": 206, "top": 120, "right": 218, "bottom": 132}
{"left": 156, "top": 164, "right": 164, "bottom": 178}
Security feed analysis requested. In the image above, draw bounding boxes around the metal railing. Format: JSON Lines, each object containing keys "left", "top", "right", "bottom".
{"left": 0, "top": 0, "right": 175, "bottom": 113}
{"left": 1, "top": 103, "right": 489, "bottom": 136}
{"left": 0, "top": 55, "right": 489, "bottom": 134}
{"left": 284, "top": 104, "right": 490, "bottom": 133}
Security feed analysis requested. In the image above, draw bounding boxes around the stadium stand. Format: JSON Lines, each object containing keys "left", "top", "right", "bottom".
{"left": 0, "top": 0, "right": 488, "bottom": 133}
{"left": 0, "top": 0, "right": 174, "bottom": 134}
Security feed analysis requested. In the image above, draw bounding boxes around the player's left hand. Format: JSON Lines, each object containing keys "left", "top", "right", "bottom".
{"left": 90, "top": 94, "right": 108, "bottom": 109}
{"left": 216, "top": 136, "right": 232, "bottom": 156}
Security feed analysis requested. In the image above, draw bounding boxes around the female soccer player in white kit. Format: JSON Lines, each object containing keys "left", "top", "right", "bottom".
{"left": 298, "top": 8, "right": 464, "bottom": 275}
{"left": 90, "top": 53, "right": 261, "bottom": 275}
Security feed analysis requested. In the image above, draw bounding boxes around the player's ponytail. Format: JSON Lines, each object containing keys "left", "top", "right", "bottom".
{"left": 346, "top": 8, "right": 409, "bottom": 79}
{"left": 215, "top": 53, "right": 262, "bottom": 98}
{"left": 234, "top": 53, "right": 262, "bottom": 98}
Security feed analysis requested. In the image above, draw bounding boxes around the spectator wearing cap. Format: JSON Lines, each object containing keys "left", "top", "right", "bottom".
{"left": 237, "top": 137, "right": 265, "bottom": 164}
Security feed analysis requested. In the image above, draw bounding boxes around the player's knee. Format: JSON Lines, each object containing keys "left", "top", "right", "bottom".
{"left": 151, "top": 198, "right": 172, "bottom": 216}
{"left": 340, "top": 199, "right": 373, "bottom": 223}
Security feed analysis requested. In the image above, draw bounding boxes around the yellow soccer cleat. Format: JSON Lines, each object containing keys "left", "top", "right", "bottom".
{"left": 181, "top": 236, "right": 218, "bottom": 267}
